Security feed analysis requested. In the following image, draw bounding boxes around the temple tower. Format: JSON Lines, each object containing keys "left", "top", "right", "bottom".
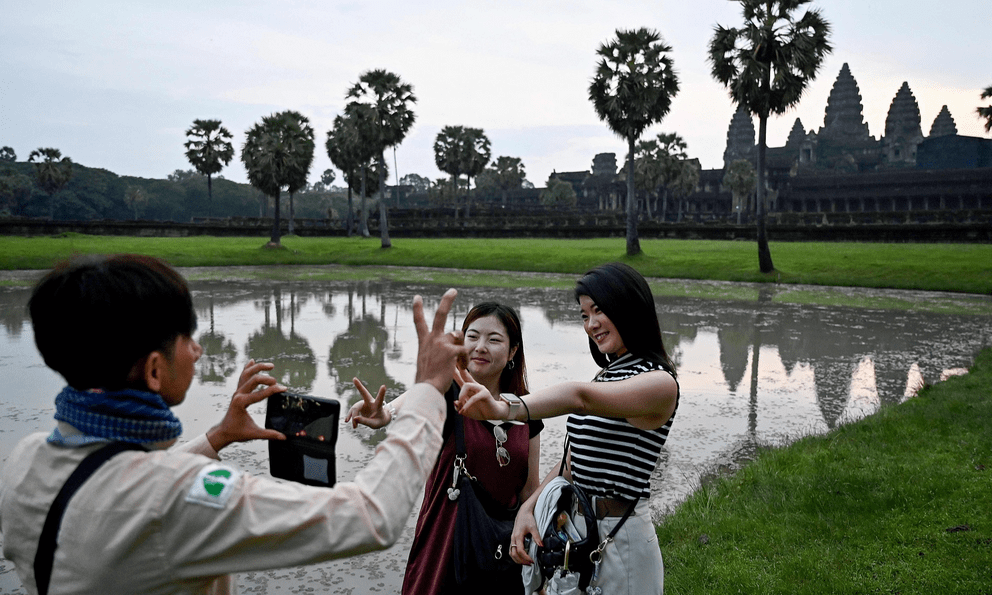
{"left": 591, "top": 153, "right": 618, "bottom": 177}
{"left": 723, "top": 103, "right": 755, "bottom": 167}
{"left": 786, "top": 118, "right": 806, "bottom": 148}
{"left": 882, "top": 82, "right": 924, "bottom": 166}
{"left": 820, "top": 63, "right": 871, "bottom": 142}
{"left": 929, "top": 105, "right": 958, "bottom": 137}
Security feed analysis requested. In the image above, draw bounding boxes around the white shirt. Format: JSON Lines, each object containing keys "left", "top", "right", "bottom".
{"left": 0, "top": 383, "right": 445, "bottom": 595}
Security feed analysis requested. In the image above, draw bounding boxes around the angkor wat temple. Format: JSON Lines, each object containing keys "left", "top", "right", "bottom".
{"left": 540, "top": 63, "right": 992, "bottom": 221}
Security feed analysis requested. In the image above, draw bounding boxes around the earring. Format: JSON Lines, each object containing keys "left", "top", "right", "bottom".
{"left": 507, "top": 360, "right": 515, "bottom": 370}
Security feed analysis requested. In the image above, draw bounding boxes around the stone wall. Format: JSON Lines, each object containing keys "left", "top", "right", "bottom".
{"left": 2, "top": 210, "right": 990, "bottom": 243}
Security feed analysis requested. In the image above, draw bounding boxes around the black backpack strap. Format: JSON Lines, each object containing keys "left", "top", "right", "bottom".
{"left": 34, "top": 442, "right": 146, "bottom": 595}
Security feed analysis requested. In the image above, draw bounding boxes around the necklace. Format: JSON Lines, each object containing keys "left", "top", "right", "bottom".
{"left": 493, "top": 424, "right": 510, "bottom": 467}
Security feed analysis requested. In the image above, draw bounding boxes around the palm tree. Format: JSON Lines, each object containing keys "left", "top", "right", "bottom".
{"left": 320, "top": 169, "right": 336, "bottom": 189}
{"left": 434, "top": 125, "right": 467, "bottom": 205}
{"left": 280, "top": 111, "right": 315, "bottom": 236}
{"left": 241, "top": 111, "right": 314, "bottom": 247}
{"left": 461, "top": 127, "right": 491, "bottom": 216}
{"left": 723, "top": 159, "right": 757, "bottom": 224}
{"left": 654, "top": 133, "right": 688, "bottom": 220}
{"left": 342, "top": 102, "right": 384, "bottom": 237}
{"left": 346, "top": 69, "right": 417, "bottom": 249}
{"left": 628, "top": 132, "right": 688, "bottom": 220}
{"left": 709, "top": 0, "right": 831, "bottom": 273}
{"left": 326, "top": 113, "right": 368, "bottom": 236}
{"left": 978, "top": 86, "right": 992, "bottom": 133}
{"left": 0, "top": 147, "right": 15, "bottom": 163}
{"left": 28, "top": 147, "right": 73, "bottom": 220}
{"left": 670, "top": 160, "right": 701, "bottom": 222}
{"left": 347, "top": 156, "right": 387, "bottom": 230}
{"left": 589, "top": 27, "right": 680, "bottom": 256}
{"left": 541, "top": 177, "right": 577, "bottom": 208}
{"left": 183, "top": 119, "right": 234, "bottom": 208}
{"left": 124, "top": 185, "right": 147, "bottom": 221}
{"left": 493, "top": 156, "right": 526, "bottom": 205}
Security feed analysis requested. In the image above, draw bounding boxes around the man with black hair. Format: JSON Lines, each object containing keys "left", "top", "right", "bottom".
{"left": 0, "top": 254, "right": 466, "bottom": 595}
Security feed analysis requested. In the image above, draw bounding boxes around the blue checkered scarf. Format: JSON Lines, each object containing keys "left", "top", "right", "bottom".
{"left": 49, "top": 386, "right": 183, "bottom": 445}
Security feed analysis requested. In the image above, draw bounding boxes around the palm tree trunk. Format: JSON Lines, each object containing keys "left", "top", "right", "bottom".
{"left": 452, "top": 174, "right": 460, "bottom": 218}
{"left": 465, "top": 175, "right": 473, "bottom": 218}
{"left": 288, "top": 192, "right": 296, "bottom": 235}
{"left": 756, "top": 113, "right": 775, "bottom": 273}
{"left": 346, "top": 174, "right": 354, "bottom": 237}
{"left": 625, "top": 134, "right": 641, "bottom": 256}
{"left": 360, "top": 165, "right": 370, "bottom": 237}
{"left": 270, "top": 190, "right": 282, "bottom": 245}
{"left": 378, "top": 153, "right": 391, "bottom": 248}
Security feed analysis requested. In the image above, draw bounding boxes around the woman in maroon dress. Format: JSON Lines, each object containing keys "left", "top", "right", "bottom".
{"left": 347, "top": 302, "right": 543, "bottom": 594}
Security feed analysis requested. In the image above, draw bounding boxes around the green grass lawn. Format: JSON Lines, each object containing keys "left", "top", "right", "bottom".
{"left": 657, "top": 349, "right": 992, "bottom": 594}
{"left": 1, "top": 234, "right": 990, "bottom": 294}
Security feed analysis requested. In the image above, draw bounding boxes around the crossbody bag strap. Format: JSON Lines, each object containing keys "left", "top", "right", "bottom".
{"left": 557, "top": 435, "right": 570, "bottom": 477}
{"left": 559, "top": 434, "right": 639, "bottom": 560}
{"left": 34, "top": 441, "right": 146, "bottom": 595}
{"left": 453, "top": 412, "right": 466, "bottom": 456}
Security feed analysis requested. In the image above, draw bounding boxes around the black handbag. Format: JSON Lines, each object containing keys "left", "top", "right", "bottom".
{"left": 451, "top": 415, "right": 518, "bottom": 585}
{"left": 535, "top": 437, "right": 637, "bottom": 593}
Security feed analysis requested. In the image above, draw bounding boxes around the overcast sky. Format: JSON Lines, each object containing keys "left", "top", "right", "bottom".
{"left": 2, "top": 0, "right": 987, "bottom": 189}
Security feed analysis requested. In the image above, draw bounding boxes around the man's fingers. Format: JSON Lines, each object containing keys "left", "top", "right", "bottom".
{"left": 431, "top": 289, "right": 458, "bottom": 335}
{"left": 412, "top": 295, "right": 427, "bottom": 339}
{"left": 237, "top": 382, "right": 286, "bottom": 406}
{"left": 259, "top": 429, "right": 287, "bottom": 441}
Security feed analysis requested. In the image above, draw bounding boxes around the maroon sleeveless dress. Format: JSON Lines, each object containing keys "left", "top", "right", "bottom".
{"left": 402, "top": 390, "right": 541, "bottom": 595}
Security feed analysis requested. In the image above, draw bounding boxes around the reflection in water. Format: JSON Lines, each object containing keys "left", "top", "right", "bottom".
{"left": 197, "top": 299, "right": 238, "bottom": 384}
{"left": 327, "top": 284, "right": 407, "bottom": 448}
{"left": 245, "top": 287, "right": 317, "bottom": 391}
{"left": 0, "top": 276, "right": 990, "bottom": 594}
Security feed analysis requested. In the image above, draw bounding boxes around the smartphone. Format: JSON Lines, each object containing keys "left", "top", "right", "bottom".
{"left": 265, "top": 392, "right": 341, "bottom": 487}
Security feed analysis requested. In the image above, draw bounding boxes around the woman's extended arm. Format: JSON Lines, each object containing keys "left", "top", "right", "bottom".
{"left": 456, "top": 368, "right": 678, "bottom": 430}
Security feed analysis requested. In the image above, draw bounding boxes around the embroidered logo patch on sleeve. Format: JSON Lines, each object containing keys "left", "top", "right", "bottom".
{"left": 186, "top": 463, "right": 241, "bottom": 509}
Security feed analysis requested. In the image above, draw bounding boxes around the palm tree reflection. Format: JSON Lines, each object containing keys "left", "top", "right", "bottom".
{"left": 246, "top": 288, "right": 317, "bottom": 392}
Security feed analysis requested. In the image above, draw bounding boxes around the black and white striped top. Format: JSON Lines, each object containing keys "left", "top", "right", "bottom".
{"left": 566, "top": 353, "right": 678, "bottom": 501}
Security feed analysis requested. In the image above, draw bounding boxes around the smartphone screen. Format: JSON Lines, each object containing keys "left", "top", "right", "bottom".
{"left": 266, "top": 393, "right": 339, "bottom": 443}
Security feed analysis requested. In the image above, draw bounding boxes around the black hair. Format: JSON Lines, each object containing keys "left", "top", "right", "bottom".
{"left": 461, "top": 302, "right": 529, "bottom": 396}
{"left": 29, "top": 254, "right": 197, "bottom": 390}
{"left": 573, "top": 262, "right": 676, "bottom": 376}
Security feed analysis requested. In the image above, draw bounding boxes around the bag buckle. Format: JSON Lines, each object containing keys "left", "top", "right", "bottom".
{"left": 589, "top": 536, "right": 613, "bottom": 564}
{"left": 448, "top": 455, "right": 477, "bottom": 501}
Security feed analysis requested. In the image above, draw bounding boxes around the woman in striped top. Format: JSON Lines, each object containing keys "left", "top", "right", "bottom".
{"left": 457, "top": 262, "right": 679, "bottom": 594}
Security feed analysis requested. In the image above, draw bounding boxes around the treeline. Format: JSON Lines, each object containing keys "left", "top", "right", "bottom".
{"left": 0, "top": 161, "right": 355, "bottom": 223}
